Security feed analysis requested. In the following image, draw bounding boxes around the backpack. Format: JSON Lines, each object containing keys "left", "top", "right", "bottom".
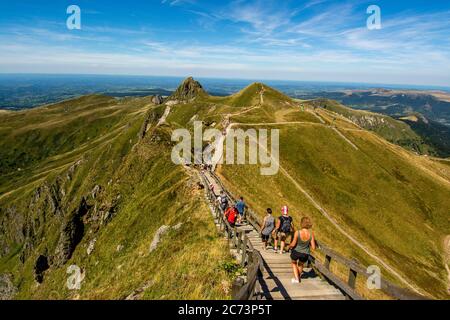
{"left": 280, "top": 216, "right": 292, "bottom": 233}
{"left": 226, "top": 208, "right": 237, "bottom": 224}
{"left": 220, "top": 196, "right": 229, "bottom": 210}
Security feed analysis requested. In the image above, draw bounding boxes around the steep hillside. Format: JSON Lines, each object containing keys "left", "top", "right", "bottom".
{"left": 399, "top": 114, "right": 450, "bottom": 158}
{"left": 210, "top": 92, "right": 450, "bottom": 298}
{"left": 307, "top": 99, "right": 436, "bottom": 156}
{"left": 158, "top": 79, "right": 450, "bottom": 298}
{"left": 0, "top": 92, "right": 233, "bottom": 299}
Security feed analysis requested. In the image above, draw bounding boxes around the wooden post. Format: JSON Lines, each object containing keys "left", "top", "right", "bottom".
{"left": 231, "top": 278, "right": 245, "bottom": 299}
{"left": 248, "top": 251, "right": 254, "bottom": 264}
{"left": 241, "top": 236, "right": 247, "bottom": 267}
{"left": 324, "top": 255, "right": 332, "bottom": 270}
{"left": 348, "top": 268, "right": 358, "bottom": 289}
{"left": 237, "top": 231, "right": 242, "bottom": 254}
{"left": 233, "top": 226, "right": 238, "bottom": 248}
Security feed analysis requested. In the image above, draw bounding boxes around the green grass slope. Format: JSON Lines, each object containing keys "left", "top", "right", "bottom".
{"left": 308, "top": 98, "right": 436, "bottom": 155}
{"left": 163, "top": 80, "right": 450, "bottom": 298}
{"left": 0, "top": 94, "right": 233, "bottom": 299}
{"left": 217, "top": 115, "right": 450, "bottom": 299}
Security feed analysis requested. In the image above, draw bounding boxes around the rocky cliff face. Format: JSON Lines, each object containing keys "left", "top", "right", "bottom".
{"left": 169, "top": 77, "right": 206, "bottom": 101}
{"left": 349, "top": 114, "right": 392, "bottom": 129}
{"left": 0, "top": 156, "right": 123, "bottom": 286}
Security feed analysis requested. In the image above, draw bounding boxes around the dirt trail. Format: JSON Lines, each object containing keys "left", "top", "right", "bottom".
{"left": 157, "top": 106, "right": 171, "bottom": 126}
{"left": 331, "top": 127, "right": 359, "bottom": 150}
{"left": 309, "top": 110, "right": 326, "bottom": 124}
{"left": 259, "top": 85, "right": 265, "bottom": 105}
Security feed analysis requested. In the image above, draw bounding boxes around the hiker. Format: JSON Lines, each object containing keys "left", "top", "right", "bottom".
{"left": 261, "top": 208, "right": 275, "bottom": 250}
{"left": 217, "top": 191, "right": 229, "bottom": 212}
{"left": 289, "top": 217, "right": 316, "bottom": 284}
{"left": 224, "top": 205, "right": 238, "bottom": 228}
{"left": 273, "top": 206, "right": 294, "bottom": 254}
{"left": 235, "top": 196, "right": 246, "bottom": 224}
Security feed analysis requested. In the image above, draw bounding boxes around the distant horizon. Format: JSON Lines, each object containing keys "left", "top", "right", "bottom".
{"left": 1, "top": 72, "right": 449, "bottom": 92}
{"left": 2, "top": 1, "right": 450, "bottom": 88}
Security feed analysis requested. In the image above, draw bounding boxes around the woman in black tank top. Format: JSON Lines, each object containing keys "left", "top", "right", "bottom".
{"left": 288, "top": 217, "right": 316, "bottom": 284}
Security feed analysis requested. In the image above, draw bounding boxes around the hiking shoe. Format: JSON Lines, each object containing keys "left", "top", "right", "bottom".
{"left": 291, "top": 278, "right": 299, "bottom": 284}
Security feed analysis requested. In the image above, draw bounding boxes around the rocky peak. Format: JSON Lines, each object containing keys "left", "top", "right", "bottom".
{"left": 170, "top": 77, "right": 206, "bottom": 101}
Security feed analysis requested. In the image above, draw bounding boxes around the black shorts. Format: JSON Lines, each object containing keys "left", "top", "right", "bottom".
{"left": 290, "top": 251, "right": 309, "bottom": 263}
{"left": 261, "top": 234, "right": 271, "bottom": 242}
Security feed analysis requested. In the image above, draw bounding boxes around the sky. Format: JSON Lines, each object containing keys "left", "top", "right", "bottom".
{"left": 0, "top": 0, "right": 450, "bottom": 87}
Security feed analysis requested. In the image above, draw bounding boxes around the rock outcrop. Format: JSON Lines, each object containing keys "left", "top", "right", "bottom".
{"left": 34, "top": 255, "right": 49, "bottom": 283}
{"left": 53, "top": 198, "right": 90, "bottom": 267}
{"left": 152, "top": 95, "right": 164, "bottom": 105}
{"left": 139, "top": 110, "right": 159, "bottom": 139}
{"left": 149, "top": 223, "right": 183, "bottom": 253}
{"left": 169, "top": 77, "right": 206, "bottom": 101}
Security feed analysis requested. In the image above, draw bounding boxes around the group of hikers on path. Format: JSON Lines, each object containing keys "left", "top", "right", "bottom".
{"left": 215, "top": 189, "right": 316, "bottom": 285}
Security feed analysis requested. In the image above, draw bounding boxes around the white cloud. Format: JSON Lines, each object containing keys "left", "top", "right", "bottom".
{"left": 1, "top": 1, "right": 450, "bottom": 87}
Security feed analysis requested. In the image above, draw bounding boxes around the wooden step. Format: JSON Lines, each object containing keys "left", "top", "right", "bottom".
{"left": 259, "top": 277, "right": 345, "bottom": 300}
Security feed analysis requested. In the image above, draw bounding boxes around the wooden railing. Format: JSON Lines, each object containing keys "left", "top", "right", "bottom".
{"left": 311, "top": 241, "right": 426, "bottom": 300}
{"left": 201, "top": 172, "right": 264, "bottom": 300}
{"left": 204, "top": 171, "right": 427, "bottom": 300}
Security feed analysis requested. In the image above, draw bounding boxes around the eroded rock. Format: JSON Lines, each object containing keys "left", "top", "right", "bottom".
{"left": 149, "top": 223, "right": 183, "bottom": 253}
{"left": 53, "top": 198, "right": 89, "bottom": 267}
{"left": 34, "top": 255, "right": 49, "bottom": 283}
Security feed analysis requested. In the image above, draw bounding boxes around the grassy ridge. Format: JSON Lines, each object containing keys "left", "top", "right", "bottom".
{"left": 182, "top": 85, "right": 450, "bottom": 298}
{"left": 0, "top": 95, "right": 233, "bottom": 299}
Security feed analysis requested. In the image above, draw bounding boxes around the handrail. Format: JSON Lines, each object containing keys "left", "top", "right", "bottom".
{"left": 202, "top": 170, "right": 427, "bottom": 300}
{"left": 200, "top": 171, "right": 263, "bottom": 300}
{"left": 312, "top": 241, "right": 426, "bottom": 300}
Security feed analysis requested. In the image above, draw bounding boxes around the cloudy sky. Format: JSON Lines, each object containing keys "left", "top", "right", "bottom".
{"left": 1, "top": 0, "right": 450, "bottom": 87}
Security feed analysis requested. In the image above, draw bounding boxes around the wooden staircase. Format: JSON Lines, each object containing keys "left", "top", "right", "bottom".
{"left": 203, "top": 170, "right": 345, "bottom": 300}
{"left": 245, "top": 229, "right": 345, "bottom": 300}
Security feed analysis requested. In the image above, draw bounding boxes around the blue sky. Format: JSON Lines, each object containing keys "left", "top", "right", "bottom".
{"left": 1, "top": 0, "right": 450, "bottom": 86}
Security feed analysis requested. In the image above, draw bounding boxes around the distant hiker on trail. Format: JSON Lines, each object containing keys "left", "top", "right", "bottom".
{"left": 261, "top": 208, "right": 275, "bottom": 250}
{"left": 224, "top": 205, "right": 238, "bottom": 228}
{"left": 273, "top": 206, "right": 294, "bottom": 254}
{"left": 235, "top": 196, "right": 246, "bottom": 224}
{"left": 289, "top": 217, "right": 316, "bottom": 284}
{"left": 217, "top": 191, "right": 229, "bottom": 212}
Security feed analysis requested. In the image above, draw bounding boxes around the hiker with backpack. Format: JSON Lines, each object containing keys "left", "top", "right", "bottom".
{"left": 235, "top": 196, "right": 246, "bottom": 224}
{"left": 289, "top": 217, "right": 316, "bottom": 284}
{"left": 273, "top": 206, "right": 294, "bottom": 254}
{"left": 224, "top": 205, "right": 238, "bottom": 228}
{"left": 261, "top": 208, "right": 275, "bottom": 250}
{"left": 217, "top": 191, "right": 229, "bottom": 212}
